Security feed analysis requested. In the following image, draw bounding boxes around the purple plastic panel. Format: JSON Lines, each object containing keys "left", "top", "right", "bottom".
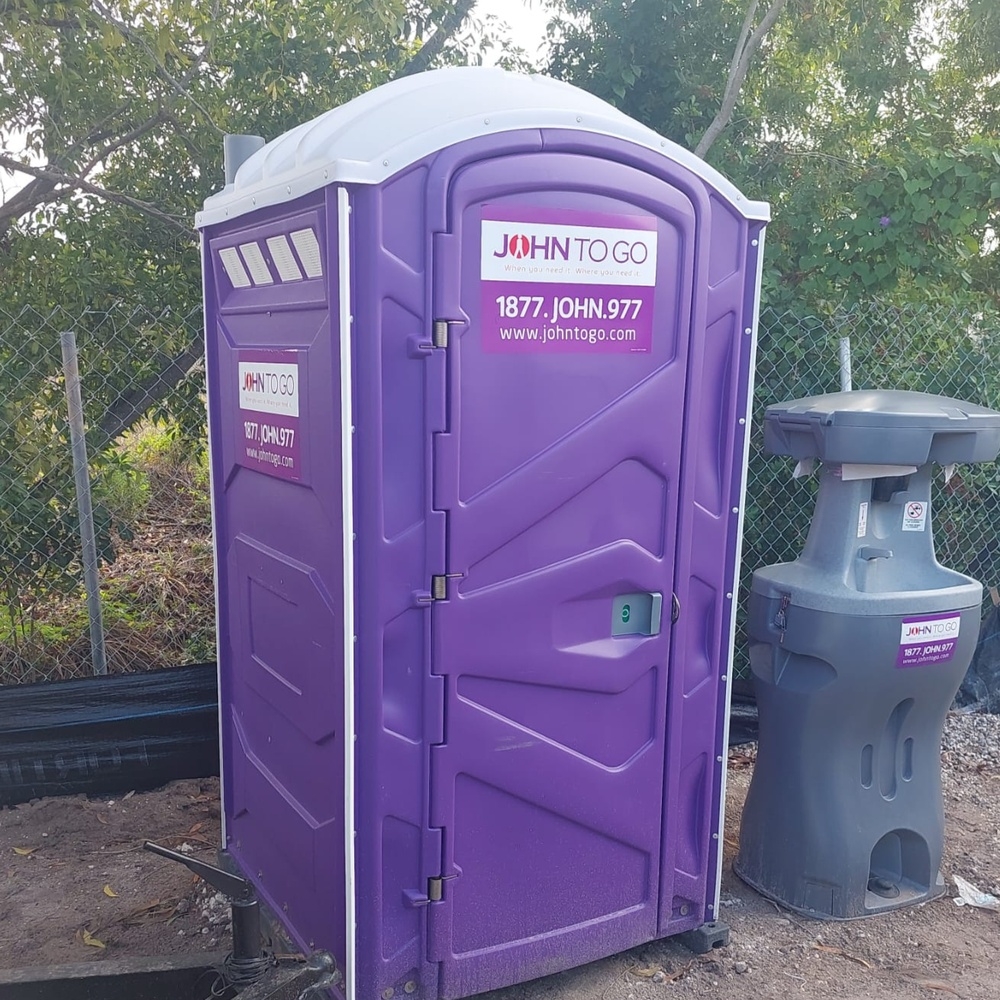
{"left": 658, "top": 195, "right": 762, "bottom": 937}
{"left": 350, "top": 162, "right": 452, "bottom": 1000}
{"left": 427, "top": 149, "right": 693, "bottom": 999}
{"left": 203, "top": 190, "right": 347, "bottom": 975}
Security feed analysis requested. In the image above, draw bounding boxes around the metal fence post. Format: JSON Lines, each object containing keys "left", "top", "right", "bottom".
{"left": 839, "top": 336, "right": 853, "bottom": 392}
{"left": 60, "top": 331, "right": 108, "bottom": 676}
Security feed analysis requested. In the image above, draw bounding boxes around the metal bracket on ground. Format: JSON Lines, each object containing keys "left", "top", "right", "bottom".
{"left": 676, "top": 920, "right": 731, "bottom": 955}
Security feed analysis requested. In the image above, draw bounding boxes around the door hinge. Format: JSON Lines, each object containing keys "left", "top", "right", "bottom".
{"left": 416, "top": 573, "right": 462, "bottom": 603}
{"left": 433, "top": 319, "right": 461, "bottom": 348}
{"left": 410, "top": 321, "right": 458, "bottom": 354}
{"left": 403, "top": 874, "right": 456, "bottom": 908}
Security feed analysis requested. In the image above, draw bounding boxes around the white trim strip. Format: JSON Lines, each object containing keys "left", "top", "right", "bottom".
{"left": 713, "top": 225, "right": 767, "bottom": 919}
{"left": 202, "top": 232, "right": 228, "bottom": 848}
{"left": 338, "top": 186, "right": 357, "bottom": 1000}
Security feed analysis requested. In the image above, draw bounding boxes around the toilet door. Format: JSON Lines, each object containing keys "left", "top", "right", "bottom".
{"left": 427, "top": 150, "right": 698, "bottom": 998}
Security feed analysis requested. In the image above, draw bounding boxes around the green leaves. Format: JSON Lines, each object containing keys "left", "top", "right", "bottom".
{"left": 1, "top": 1, "right": 490, "bottom": 649}
{"left": 544, "top": 0, "right": 999, "bottom": 306}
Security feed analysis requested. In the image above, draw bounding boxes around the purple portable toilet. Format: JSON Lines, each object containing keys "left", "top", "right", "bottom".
{"left": 196, "top": 68, "right": 768, "bottom": 1000}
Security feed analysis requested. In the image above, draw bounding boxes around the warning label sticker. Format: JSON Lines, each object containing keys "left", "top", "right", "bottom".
{"left": 897, "top": 613, "right": 961, "bottom": 668}
{"left": 857, "top": 502, "right": 869, "bottom": 538}
{"left": 902, "top": 500, "right": 927, "bottom": 532}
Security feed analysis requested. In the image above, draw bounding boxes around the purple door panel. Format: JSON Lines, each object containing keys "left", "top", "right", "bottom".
{"left": 427, "top": 153, "right": 693, "bottom": 998}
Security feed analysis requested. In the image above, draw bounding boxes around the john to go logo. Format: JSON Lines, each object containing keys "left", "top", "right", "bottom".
{"left": 238, "top": 360, "right": 300, "bottom": 417}
{"left": 492, "top": 230, "right": 651, "bottom": 264}
{"left": 243, "top": 370, "right": 296, "bottom": 396}
{"left": 503, "top": 234, "right": 531, "bottom": 259}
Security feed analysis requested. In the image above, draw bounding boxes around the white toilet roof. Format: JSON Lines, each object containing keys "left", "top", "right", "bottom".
{"left": 197, "top": 67, "right": 770, "bottom": 228}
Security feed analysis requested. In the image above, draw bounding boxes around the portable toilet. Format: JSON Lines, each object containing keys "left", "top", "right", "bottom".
{"left": 196, "top": 67, "right": 769, "bottom": 1000}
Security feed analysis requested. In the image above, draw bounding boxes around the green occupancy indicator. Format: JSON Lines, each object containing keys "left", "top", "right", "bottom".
{"left": 611, "top": 592, "right": 663, "bottom": 638}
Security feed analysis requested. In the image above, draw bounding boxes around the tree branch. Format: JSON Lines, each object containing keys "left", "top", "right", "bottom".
{"left": 0, "top": 173, "right": 61, "bottom": 230}
{"left": 0, "top": 0, "right": 74, "bottom": 12}
{"left": 0, "top": 154, "right": 196, "bottom": 236}
{"left": 78, "top": 108, "right": 169, "bottom": 177}
{"left": 394, "top": 0, "right": 478, "bottom": 78}
{"left": 97, "top": 336, "right": 204, "bottom": 445}
{"left": 694, "top": 0, "right": 789, "bottom": 159}
{"left": 0, "top": 105, "right": 164, "bottom": 235}
{"left": 88, "top": 0, "right": 224, "bottom": 134}
{"left": 2, "top": 0, "right": 222, "bottom": 235}
{"left": 724, "top": 0, "right": 760, "bottom": 98}
{"left": 80, "top": 101, "right": 138, "bottom": 150}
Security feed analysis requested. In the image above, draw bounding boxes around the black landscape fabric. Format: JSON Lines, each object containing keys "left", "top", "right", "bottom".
{"left": 956, "top": 604, "right": 1000, "bottom": 714}
{"left": 0, "top": 664, "right": 219, "bottom": 806}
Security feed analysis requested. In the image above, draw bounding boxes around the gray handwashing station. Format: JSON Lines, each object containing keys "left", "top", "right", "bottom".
{"left": 736, "top": 390, "right": 1000, "bottom": 919}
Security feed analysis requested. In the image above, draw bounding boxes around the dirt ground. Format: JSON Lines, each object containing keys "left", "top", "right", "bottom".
{"left": 0, "top": 777, "right": 228, "bottom": 966}
{"left": 1, "top": 740, "right": 998, "bottom": 1000}
{"left": 482, "top": 747, "right": 1000, "bottom": 1000}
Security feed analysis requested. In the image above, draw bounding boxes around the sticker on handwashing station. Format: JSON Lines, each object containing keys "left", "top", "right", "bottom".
{"left": 902, "top": 500, "right": 927, "bottom": 532}
{"left": 897, "top": 613, "right": 961, "bottom": 668}
{"left": 480, "top": 206, "right": 657, "bottom": 354}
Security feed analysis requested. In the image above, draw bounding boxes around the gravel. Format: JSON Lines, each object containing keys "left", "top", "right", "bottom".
{"left": 941, "top": 710, "right": 1000, "bottom": 770}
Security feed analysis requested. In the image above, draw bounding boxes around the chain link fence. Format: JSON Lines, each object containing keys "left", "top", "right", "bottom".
{"left": 0, "top": 303, "right": 212, "bottom": 685}
{"left": 2, "top": 297, "right": 999, "bottom": 684}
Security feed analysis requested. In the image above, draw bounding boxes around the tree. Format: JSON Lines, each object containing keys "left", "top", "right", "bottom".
{"left": 0, "top": 1, "right": 479, "bottom": 238}
{"left": 0, "top": 0, "right": 484, "bottom": 440}
{"left": 545, "top": 0, "right": 790, "bottom": 155}
{"left": 748, "top": 0, "right": 1000, "bottom": 305}
{"left": 542, "top": 0, "right": 1000, "bottom": 306}
{"left": 694, "top": 0, "right": 789, "bottom": 158}
{"left": 0, "top": 1, "right": 483, "bottom": 645}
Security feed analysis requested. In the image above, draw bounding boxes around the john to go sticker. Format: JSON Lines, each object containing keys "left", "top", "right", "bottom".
{"left": 897, "top": 613, "right": 961, "bottom": 668}
{"left": 480, "top": 206, "right": 658, "bottom": 354}
{"left": 236, "top": 350, "right": 303, "bottom": 483}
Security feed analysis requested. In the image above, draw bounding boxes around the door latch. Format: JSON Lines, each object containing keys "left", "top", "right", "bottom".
{"left": 671, "top": 593, "right": 681, "bottom": 624}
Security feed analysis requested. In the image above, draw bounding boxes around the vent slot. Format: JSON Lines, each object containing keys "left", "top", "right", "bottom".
{"left": 219, "top": 247, "right": 252, "bottom": 288}
{"left": 266, "top": 235, "right": 304, "bottom": 282}
{"left": 290, "top": 228, "right": 323, "bottom": 278}
{"left": 238, "top": 242, "right": 274, "bottom": 285}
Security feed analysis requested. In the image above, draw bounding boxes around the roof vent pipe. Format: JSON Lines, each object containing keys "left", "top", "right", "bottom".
{"left": 223, "top": 134, "right": 266, "bottom": 185}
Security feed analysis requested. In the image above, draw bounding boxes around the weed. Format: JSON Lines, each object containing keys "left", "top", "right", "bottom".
{"left": 1, "top": 418, "right": 216, "bottom": 684}
{"left": 95, "top": 465, "right": 151, "bottom": 527}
